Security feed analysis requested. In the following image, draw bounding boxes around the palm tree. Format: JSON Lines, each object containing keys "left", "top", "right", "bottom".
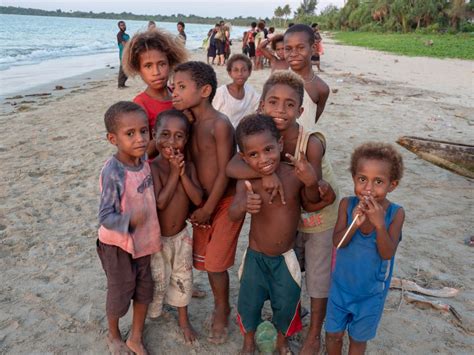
{"left": 446, "top": 0, "right": 467, "bottom": 30}
{"left": 294, "top": 0, "right": 318, "bottom": 17}
{"left": 283, "top": 4, "right": 292, "bottom": 27}
{"left": 274, "top": 6, "right": 284, "bottom": 27}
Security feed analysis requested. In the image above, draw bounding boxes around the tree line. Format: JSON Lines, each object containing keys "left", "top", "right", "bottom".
{"left": 0, "top": 6, "right": 268, "bottom": 27}
{"left": 272, "top": 0, "right": 474, "bottom": 33}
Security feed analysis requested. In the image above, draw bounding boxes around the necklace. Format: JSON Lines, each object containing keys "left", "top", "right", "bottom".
{"left": 303, "top": 71, "right": 316, "bottom": 83}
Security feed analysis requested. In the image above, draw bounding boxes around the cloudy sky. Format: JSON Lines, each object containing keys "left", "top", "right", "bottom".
{"left": 3, "top": 0, "right": 346, "bottom": 18}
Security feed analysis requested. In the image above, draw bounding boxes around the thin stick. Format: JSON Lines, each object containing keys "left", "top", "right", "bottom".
{"left": 336, "top": 214, "right": 359, "bottom": 249}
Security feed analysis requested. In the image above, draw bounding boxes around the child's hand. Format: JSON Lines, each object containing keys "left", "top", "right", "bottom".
{"left": 286, "top": 151, "right": 318, "bottom": 187}
{"left": 169, "top": 149, "right": 185, "bottom": 175}
{"left": 261, "top": 173, "right": 286, "bottom": 205}
{"left": 319, "top": 179, "right": 336, "bottom": 204}
{"left": 190, "top": 207, "right": 211, "bottom": 227}
{"left": 245, "top": 180, "right": 262, "bottom": 214}
{"left": 353, "top": 200, "right": 367, "bottom": 227}
{"left": 364, "top": 195, "right": 385, "bottom": 229}
{"left": 129, "top": 208, "right": 145, "bottom": 231}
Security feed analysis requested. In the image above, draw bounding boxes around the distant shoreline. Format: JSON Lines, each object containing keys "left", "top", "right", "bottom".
{"left": 0, "top": 6, "right": 261, "bottom": 26}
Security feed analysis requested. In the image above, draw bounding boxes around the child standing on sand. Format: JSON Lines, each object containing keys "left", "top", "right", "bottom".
{"left": 122, "top": 29, "right": 188, "bottom": 158}
{"left": 172, "top": 61, "right": 244, "bottom": 345}
{"left": 226, "top": 72, "right": 338, "bottom": 354}
{"left": 284, "top": 24, "right": 330, "bottom": 126}
{"left": 326, "top": 142, "right": 405, "bottom": 354}
{"left": 229, "top": 114, "right": 322, "bottom": 354}
{"left": 212, "top": 54, "right": 260, "bottom": 128}
{"left": 97, "top": 101, "right": 161, "bottom": 355}
{"left": 148, "top": 109, "right": 203, "bottom": 344}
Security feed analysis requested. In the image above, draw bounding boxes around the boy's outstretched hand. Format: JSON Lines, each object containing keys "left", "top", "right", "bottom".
{"left": 285, "top": 151, "right": 318, "bottom": 187}
{"left": 245, "top": 180, "right": 262, "bottom": 214}
{"left": 261, "top": 173, "right": 286, "bottom": 205}
{"left": 319, "top": 179, "right": 336, "bottom": 205}
{"left": 190, "top": 208, "right": 211, "bottom": 228}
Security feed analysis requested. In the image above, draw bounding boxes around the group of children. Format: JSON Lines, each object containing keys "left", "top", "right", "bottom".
{"left": 97, "top": 24, "right": 405, "bottom": 355}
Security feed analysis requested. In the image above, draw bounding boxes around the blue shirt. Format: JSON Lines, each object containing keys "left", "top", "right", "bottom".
{"left": 332, "top": 196, "right": 402, "bottom": 298}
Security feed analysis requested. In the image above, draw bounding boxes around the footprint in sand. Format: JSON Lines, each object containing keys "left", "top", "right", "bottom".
{"left": 52, "top": 136, "right": 68, "bottom": 141}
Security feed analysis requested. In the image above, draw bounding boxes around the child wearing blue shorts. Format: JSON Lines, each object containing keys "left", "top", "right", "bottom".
{"left": 326, "top": 142, "right": 405, "bottom": 354}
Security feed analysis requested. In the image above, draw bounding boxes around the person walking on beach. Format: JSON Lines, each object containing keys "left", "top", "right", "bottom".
{"left": 117, "top": 21, "right": 130, "bottom": 88}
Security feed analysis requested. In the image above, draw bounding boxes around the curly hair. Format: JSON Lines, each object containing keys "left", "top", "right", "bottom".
{"left": 104, "top": 101, "right": 147, "bottom": 133}
{"left": 226, "top": 54, "right": 252, "bottom": 73}
{"left": 122, "top": 29, "right": 188, "bottom": 77}
{"left": 236, "top": 114, "right": 280, "bottom": 152}
{"left": 270, "top": 34, "right": 284, "bottom": 51}
{"left": 284, "top": 24, "right": 315, "bottom": 45}
{"left": 350, "top": 142, "right": 404, "bottom": 181}
{"left": 261, "top": 70, "right": 305, "bottom": 107}
{"left": 174, "top": 61, "right": 217, "bottom": 102}
{"left": 154, "top": 109, "right": 191, "bottom": 135}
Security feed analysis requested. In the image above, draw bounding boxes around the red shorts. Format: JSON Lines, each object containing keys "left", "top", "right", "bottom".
{"left": 193, "top": 196, "right": 244, "bottom": 272}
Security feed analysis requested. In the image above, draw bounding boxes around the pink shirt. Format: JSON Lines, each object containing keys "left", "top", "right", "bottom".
{"left": 98, "top": 156, "right": 161, "bottom": 258}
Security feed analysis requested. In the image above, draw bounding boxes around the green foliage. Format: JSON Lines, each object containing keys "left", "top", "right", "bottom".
{"left": 289, "top": 0, "right": 471, "bottom": 34}
{"left": 0, "top": 6, "right": 259, "bottom": 26}
{"left": 333, "top": 31, "right": 474, "bottom": 59}
{"left": 294, "top": 0, "right": 318, "bottom": 20}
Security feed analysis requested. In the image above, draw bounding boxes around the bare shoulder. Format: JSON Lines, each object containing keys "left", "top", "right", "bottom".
{"left": 306, "top": 135, "right": 324, "bottom": 157}
{"left": 315, "top": 75, "right": 329, "bottom": 93}
{"left": 214, "top": 111, "right": 233, "bottom": 129}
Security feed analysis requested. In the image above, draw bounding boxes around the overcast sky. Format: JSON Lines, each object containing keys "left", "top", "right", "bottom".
{"left": 3, "top": 0, "right": 346, "bottom": 18}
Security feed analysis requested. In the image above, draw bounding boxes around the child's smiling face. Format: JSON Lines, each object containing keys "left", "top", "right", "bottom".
{"left": 240, "top": 130, "right": 282, "bottom": 176}
{"left": 138, "top": 49, "right": 170, "bottom": 91}
{"left": 353, "top": 158, "right": 398, "bottom": 203}
{"left": 260, "top": 83, "right": 303, "bottom": 131}
{"left": 284, "top": 32, "right": 314, "bottom": 71}
{"left": 154, "top": 116, "right": 188, "bottom": 159}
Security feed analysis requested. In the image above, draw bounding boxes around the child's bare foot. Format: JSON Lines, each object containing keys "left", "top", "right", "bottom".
{"left": 180, "top": 324, "right": 197, "bottom": 344}
{"left": 240, "top": 333, "right": 256, "bottom": 354}
{"left": 106, "top": 334, "right": 132, "bottom": 355}
{"left": 300, "top": 334, "right": 320, "bottom": 355}
{"left": 125, "top": 338, "right": 149, "bottom": 355}
{"left": 192, "top": 286, "right": 206, "bottom": 298}
{"left": 276, "top": 332, "right": 292, "bottom": 355}
{"left": 207, "top": 309, "right": 229, "bottom": 344}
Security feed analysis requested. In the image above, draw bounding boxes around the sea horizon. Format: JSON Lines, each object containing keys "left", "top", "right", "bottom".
{"left": 0, "top": 14, "right": 247, "bottom": 96}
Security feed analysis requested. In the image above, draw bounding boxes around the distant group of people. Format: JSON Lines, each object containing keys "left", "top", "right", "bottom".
{"left": 204, "top": 20, "right": 232, "bottom": 66}
{"left": 103, "top": 21, "right": 405, "bottom": 355}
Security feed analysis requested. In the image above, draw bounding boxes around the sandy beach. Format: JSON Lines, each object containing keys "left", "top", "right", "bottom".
{"left": 0, "top": 39, "right": 473, "bottom": 354}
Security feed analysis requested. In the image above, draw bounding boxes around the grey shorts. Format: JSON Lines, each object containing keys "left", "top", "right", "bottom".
{"left": 295, "top": 228, "right": 334, "bottom": 298}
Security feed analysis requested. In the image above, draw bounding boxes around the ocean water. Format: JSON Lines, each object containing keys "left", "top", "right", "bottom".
{"left": 0, "top": 14, "right": 247, "bottom": 96}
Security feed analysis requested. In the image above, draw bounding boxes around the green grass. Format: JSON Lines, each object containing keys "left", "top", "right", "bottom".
{"left": 332, "top": 32, "right": 474, "bottom": 60}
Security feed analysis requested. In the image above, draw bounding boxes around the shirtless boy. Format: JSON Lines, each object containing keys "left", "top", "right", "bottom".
{"left": 284, "top": 24, "right": 330, "bottom": 127}
{"left": 148, "top": 109, "right": 203, "bottom": 343}
{"left": 257, "top": 34, "right": 289, "bottom": 72}
{"left": 229, "top": 114, "right": 323, "bottom": 354}
{"left": 171, "top": 61, "right": 244, "bottom": 344}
